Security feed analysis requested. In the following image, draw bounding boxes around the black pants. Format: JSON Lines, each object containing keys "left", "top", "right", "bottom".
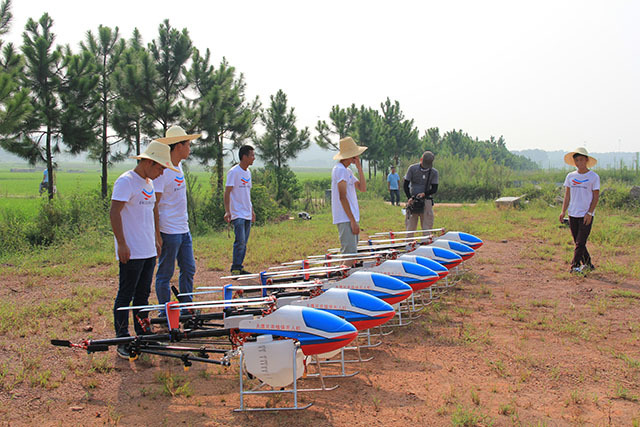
{"left": 113, "top": 257, "right": 155, "bottom": 337}
{"left": 389, "top": 189, "right": 400, "bottom": 205}
{"left": 569, "top": 216, "right": 593, "bottom": 269}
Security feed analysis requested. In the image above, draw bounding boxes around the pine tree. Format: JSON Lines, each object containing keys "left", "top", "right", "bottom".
{"left": 314, "top": 104, "right": 358, "bottom": 150}
{"left": 186, "top": 49, "right": 259, "bottom": 193}
{"left": 255, "top": 89, "right": 310, "bottom": 203}
{"left": 135, "top": 20, "right": 192, "bottom": 138}
{"left": 0, "top": 0, "right": 32, "bottom": 138}
{"left": 112, "top": 28, "right": 150, "bottom": 156}
{"left": 81, "top": 25, "right": 125, "bottom": 198}
{"left": 6, "top": 13, "right": 98, "bottom": 199}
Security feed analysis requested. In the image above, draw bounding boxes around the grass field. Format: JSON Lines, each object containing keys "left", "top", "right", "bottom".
{"left": 0, "top": 165, "right": 331, "bottom": 218}
{"left": 1, "top": 197, "right": 640, "bottom": 424}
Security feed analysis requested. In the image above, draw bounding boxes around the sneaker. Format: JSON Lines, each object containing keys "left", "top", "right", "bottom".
{"left": 116, "top": 344, "right": 130, "bottom": 359}
{"left": 570, "top": 266, "right": 584, "bottom": 274}
{"left": 231, "top": 269, "right": 252, "bottom": 276}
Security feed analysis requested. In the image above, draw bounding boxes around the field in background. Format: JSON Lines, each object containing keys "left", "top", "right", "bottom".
{"left": 0, "top": 166, "right": 332, "bottom": 217}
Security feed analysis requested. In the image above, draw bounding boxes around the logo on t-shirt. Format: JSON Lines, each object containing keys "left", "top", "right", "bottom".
{"left": 174, "top": 176, "right": 184, "bottom": 187}
{"left": 571, "top": 178, "right": 588, "bottom": 186}
{"left": 141, "top": 188, "right": 154, "bottom": 200}
{"left": 240, "top": 177, "right": 251, "bottom": 186}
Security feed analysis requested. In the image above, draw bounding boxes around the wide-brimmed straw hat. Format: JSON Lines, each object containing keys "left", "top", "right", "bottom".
{"left": 333, "top": 137, "right": 367, "bottom": 160}
{"left": 131, "top": 141, "right": 180, "bottom": 172}
{"left": 564, "top": 147, "right": 597, "bottom": 168}
{"left": 156, "top": 125, "right": 201, "bottom": 145}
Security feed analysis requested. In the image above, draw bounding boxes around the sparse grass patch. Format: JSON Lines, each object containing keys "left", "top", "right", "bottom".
{"left": 609, "top": 289, "right": 640, "bottom": 300}
{"left": 616, "top": 352, "right": 640, "bottom": 370}
{"left": 90, "top": 355, "right": 114, "bottom": 374}
{"left": 509, "top": 304, "right": 528, "bottom": 322}
{"left": 155, "top": 370, "right": 193, "bottom": 397}
{"left": 470, "top": 388, "right": 480, "bottom": 406}
{"left": 565, "top": 389, "right": 585, "bottom": 406}
{"left": 498, "top": 401, "right": 515, "bottom": 415}
{"left": 530, "top": 299, "right": 557, "bottom": 309}
{"left": 450, "top": 405, "right": 493, "bottom": 426}
{"left": 614, "top": 383, "right": 639, "bottom": 402}
{"left": 589, "top": 297, "right": 610, "bottom": 316}
{"left": 486, "top": 359, "right": 508, "bottom": 378}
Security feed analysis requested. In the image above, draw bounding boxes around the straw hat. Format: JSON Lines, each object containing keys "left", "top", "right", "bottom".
{"left": 156, "top": 125, "right": 201, "bottom": 145}
{"left": 564, "top": 147, "right": 597, "bottom": 168}
{"left": 132, "top": 141, "right": 180, "bottom": 172}
{"left": 333, "top": 137, "right": 367, "bottom": 160}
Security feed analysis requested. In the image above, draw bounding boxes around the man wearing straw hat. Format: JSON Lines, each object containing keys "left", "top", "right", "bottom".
{"left": 559, "top": 147, "right": 600, "bottom": 273}
{"left": 154, "top": 125, "right": 201, "bottom": 314}
{"left": 110, "top": 141, "right": 179, "bottom": 358}
{"left": 331, "top": 137, "right": 367, "bottom": 255}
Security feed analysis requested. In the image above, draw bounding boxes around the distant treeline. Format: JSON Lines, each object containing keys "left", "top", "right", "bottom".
{"left": 0, "top": 0, "right": 537, "bottom": 207}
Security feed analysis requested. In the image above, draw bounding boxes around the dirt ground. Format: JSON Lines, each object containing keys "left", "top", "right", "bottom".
{"left": 1, "top": 235, "right": 640, "bottom": 426}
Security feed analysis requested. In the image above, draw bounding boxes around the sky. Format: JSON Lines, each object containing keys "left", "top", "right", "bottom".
{"left": 4, "top": 0, "right": 640, "bottom": 153}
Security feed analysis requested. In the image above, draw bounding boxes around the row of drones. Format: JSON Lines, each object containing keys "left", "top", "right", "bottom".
{"left": 52, "top": 228, "right": 483, "bottom": 411}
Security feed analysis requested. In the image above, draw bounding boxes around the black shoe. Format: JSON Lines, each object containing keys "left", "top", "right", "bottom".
{"left": 231, "top": 269, "right": 251, "bottom": 276}
{"left": 116, "top": 344, "right": 130, "bottom": 359}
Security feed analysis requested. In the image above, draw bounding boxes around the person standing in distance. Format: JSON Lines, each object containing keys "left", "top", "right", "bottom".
{"left": 387, "top": 166, "right": 400, "bottom": 206}
{"left": 154, "top": 125, "right": 201, "bottom": 312}
{"left": 331, "top": 137, "right": 367, "bottom": 256}
{"left": 110, "top": 141, "right": 179, "bottom": 358}
{"left": 404, "top": 151, "right": 439, "bottom": 238}
{"left": 559, "top": 147, "right": 600, "bottom": 273}
{"left": 224, "top": 145, "right": 256, "bottom": 275}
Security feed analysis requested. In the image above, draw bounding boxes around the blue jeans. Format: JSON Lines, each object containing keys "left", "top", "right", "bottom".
{"left": 114, "top": 257, "right": 155, "bottom": 337}
{"left": 155, "top": 232, "right": 196, "bottom": 310}
{"left": 231, "top": 218, "right": 252, "bottom": 271}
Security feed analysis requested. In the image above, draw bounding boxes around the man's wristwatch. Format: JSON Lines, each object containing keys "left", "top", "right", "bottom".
{"left": 587, "top": 212, "right": 594, "bottom": 217}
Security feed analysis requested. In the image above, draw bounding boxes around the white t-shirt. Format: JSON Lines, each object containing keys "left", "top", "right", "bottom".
{"left": 564, "top": 170, "right": 600, "bottom": 217}
{"left": 111, "top": 170, "right": 157, "bottom": 260}
{"left": 331, "top": 162, "right": 360, "bottom": 224}
{"left": 226, "top": 165, "right": 252, "bottom": 220}
{"left": 153, "top": 162, "right": 189, "bottom": 234}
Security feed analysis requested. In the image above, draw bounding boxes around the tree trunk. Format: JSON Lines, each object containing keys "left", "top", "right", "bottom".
{"left": 46, "top": 127, "right": 53, "bottom": 200}
{"left": 215, "top": 133, "right": 224, "bottom": 195}
{"left": 101, "top": 97, "right": 108, "bottom": 199}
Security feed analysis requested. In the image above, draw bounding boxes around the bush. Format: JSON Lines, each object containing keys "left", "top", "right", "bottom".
{"left": 196, "top": 184, "right": 285, "bottom": 230}
{"left": 0, "top": 191, "right": 110, "bottom": 256}
{"left": 253, "top": 165, "right": 302, "bottom": 208}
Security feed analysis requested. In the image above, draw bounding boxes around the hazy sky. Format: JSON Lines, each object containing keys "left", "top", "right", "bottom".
{"left": 5, "top": 0, "right": 640, "bottom": 153}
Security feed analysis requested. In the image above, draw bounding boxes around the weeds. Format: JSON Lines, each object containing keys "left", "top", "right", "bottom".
{"left": 450, "top": 405, "right": 493, "bottom": 426}
{"left": 155, "top": 371, "right": 193, "bottom": 398}
{"left": 614, "top": 383, "right": 639, "bottom": 401}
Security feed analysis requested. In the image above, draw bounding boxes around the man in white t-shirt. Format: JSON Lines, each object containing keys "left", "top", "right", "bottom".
{"left": 331, "top": 137, "right": 367, "bottom": 255}
{"left": 110, "top": 141, "right": 179, "bottom": 358}
{"left": 154, "top": 126, "right": 201, "bottom": 313}
{"left": 559, "top": 147, "right": 600, "bottom": 273}
{"left": 224, "top": 145, "right": 256, "bottom": 275}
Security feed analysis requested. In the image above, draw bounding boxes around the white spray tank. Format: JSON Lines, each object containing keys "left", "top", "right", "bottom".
{"left": 242, "top": 334, "right": 304, "bottom": 388}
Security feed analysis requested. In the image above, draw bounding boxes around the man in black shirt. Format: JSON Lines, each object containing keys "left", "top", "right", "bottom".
{"left": 404, "top": 151, "right": 439, "bottom": 237}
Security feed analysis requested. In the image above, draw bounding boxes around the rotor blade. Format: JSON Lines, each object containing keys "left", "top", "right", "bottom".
{"left": 118, "top": 296, "right": 272, "bottom": 311}
{"left": 371, "top": 227, "right": 445, "bottom": 237}
{"left": 221, "top": 265, "right": 349, "bottom": 280}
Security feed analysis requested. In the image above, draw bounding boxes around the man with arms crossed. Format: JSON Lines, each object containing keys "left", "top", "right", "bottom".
{"left": 110, "top": 141, "right": 179, "bottom": 359}
{"left": 224, "top": 145, "right": 256, "bottom": 275}
{"left": 331, "top": 137, "right": 367, "bottom": 257}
